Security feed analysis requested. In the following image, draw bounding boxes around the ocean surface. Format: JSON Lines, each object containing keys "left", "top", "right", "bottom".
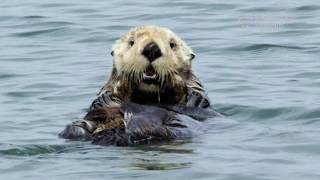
{"left": 1, "top": 0, "right": 320, "bottom": 179}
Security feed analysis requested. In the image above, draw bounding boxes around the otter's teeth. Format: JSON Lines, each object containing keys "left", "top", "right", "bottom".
{"left": 143, "top": 73, "right": 156, "bottom": 79}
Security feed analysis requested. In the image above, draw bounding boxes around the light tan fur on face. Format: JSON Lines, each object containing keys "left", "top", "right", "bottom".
{"left": 111, "top": 25, "right": 194, "bottom": 93}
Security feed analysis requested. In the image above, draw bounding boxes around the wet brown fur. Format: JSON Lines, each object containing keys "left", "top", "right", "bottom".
{"left": 59, "top": 26, "right": 210, "bottom": 144}
{"left": 98, "top": 66, "right": 205, "bottom": 106}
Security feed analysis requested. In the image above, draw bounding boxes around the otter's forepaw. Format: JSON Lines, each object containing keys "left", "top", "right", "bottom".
{"left": 59, "top": 120, "right": 96, "bottom": 140}
{"left": 186, "top": 90, "right": 210, "bottom": 108}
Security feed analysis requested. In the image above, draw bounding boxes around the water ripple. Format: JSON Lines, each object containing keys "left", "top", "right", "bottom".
{"left": 0, "top": 145, "right": 65, "bottom": 156}
{"left": 226, "top": 43, "right": 307, "bottom": 52}
{"left": 294, "top": 5, "right": 320, "bottom": 11}
{"left": 13, "top": 27, "right": 66, "bottom": 37}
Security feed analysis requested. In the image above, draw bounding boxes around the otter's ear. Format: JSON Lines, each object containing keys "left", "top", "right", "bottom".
{"left": 190, "top": 53, "right": 195, "bottom": 60}
{"left": 110, "top": 51, "right": 114, "bottom": 56}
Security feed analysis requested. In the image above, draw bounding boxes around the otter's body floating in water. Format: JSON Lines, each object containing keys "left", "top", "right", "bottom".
{"left": 59, "top": 26, "right": 219, "bottom": 146}
{"left": 60, "top": 102, "right": 219, "bottom": 146}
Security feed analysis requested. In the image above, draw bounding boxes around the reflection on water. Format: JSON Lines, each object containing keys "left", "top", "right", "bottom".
{"left": 129, "top": 161, "right": 192, "bottom": 171}
{"left": 127, "top": 143, "right": 195, "bottom": 170}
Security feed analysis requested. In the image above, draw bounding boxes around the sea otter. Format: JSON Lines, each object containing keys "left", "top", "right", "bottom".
{"left": 59, "top": 26, "right": 217, "bottom": 145}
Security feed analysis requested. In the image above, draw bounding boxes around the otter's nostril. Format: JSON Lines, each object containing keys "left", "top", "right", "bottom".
{"left": 142, "top": 42, "right": 162, "bottom": 62}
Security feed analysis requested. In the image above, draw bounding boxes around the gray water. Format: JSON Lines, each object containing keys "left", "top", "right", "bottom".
{"left": 1, "top": 0, "right": 320, "bottom": 179}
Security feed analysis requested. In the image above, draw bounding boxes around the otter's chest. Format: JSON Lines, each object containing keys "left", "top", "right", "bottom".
{"left": 130, "top": 88, "right": 186, "bottom": 105}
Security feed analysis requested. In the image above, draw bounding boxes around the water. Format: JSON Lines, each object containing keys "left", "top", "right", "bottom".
{"left": 1, "top": 0, "right": 320, "bottom": 179}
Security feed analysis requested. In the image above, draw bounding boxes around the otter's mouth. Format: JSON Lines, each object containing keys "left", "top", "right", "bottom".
{"left": 142, "top": 65, "right": 159, "bottom": 84}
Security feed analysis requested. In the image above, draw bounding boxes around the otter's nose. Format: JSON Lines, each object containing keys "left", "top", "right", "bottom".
{"left": 142, "top": 42, "right": 162, "bottom": 62}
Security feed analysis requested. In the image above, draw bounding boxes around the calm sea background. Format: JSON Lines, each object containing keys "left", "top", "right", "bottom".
{"left": 1, "top": 0, "right": 320, "bottom": 180}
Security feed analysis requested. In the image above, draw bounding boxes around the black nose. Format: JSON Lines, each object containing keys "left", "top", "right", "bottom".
{"left": 142, "top": 42, "right": 162, "bottom": 62}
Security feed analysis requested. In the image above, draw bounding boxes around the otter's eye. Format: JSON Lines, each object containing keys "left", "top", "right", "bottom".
{"left": 129, "top": 39, "right": 134, "bottom": 46}
{"left": 169, "top": 42, "right": 176, "bottom": 49}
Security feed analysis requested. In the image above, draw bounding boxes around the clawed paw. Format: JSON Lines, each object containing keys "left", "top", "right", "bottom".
{"left": 186, "top": 89, "right": 210, "bottom": 108}
{"left": 59, "top": 120, "right": 96, "bottom": 140}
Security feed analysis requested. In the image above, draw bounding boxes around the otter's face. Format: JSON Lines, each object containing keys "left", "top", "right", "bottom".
{"left": 111, "top": 26, "right": 195, "bottom": 93}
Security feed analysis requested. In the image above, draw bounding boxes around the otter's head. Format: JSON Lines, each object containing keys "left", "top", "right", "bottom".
{"left": 111, "top": 26, "right": 195, "bottom": 93}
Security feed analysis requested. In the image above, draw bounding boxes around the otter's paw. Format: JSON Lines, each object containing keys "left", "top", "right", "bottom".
{"left": 186, "top": 90, "right": 210, "bottom": 108}
{"left": 59, "top": 120, "right": 96, "bottom": 140}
